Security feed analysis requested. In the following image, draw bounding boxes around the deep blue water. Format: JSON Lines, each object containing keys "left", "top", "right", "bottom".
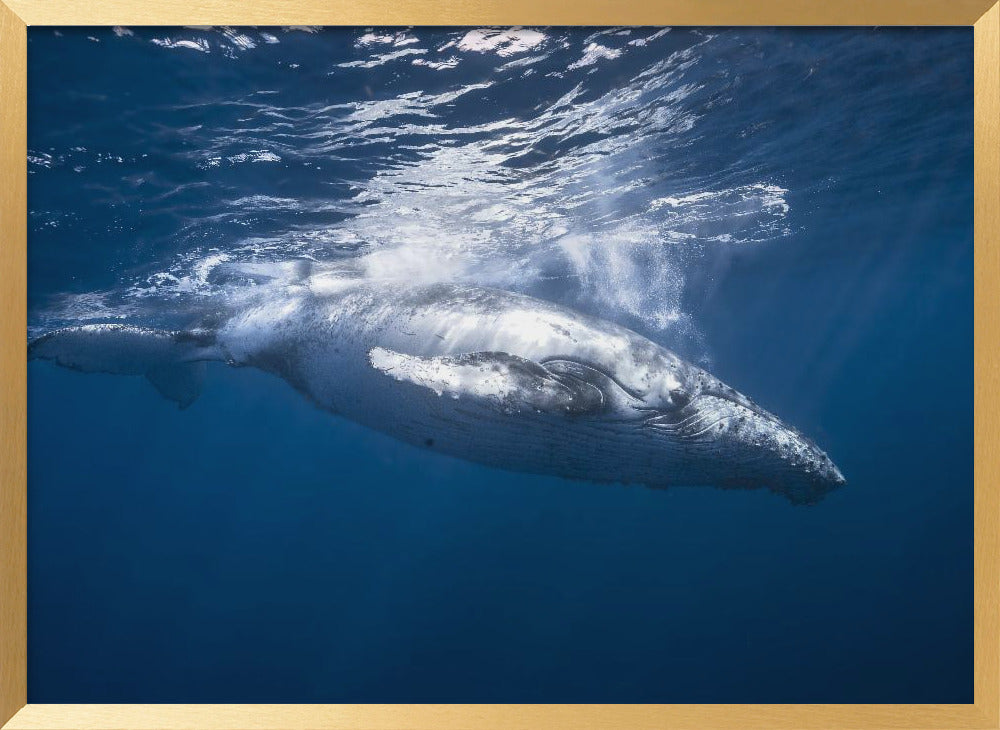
{"left": 26, "top": 27, "right": 972, "bottom": 702}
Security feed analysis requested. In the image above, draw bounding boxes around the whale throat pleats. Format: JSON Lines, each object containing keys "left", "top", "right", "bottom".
{"left": 28, "top": 324, "right": 220, "bottom": 408}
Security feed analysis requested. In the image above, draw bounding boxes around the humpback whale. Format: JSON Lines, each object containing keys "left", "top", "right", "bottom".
{"left": 29, "top": 274, "right": 845, "bottom": 503}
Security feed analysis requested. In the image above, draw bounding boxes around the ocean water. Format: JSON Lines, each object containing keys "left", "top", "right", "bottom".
{"left": 26, "top": 27, "right": 972, "bottom": 702}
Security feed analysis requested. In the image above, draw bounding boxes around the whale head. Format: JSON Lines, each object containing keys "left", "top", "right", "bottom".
{"left": 648, "top": 376, "right": 845, "bottom": 504}
{"left": 540, "top": 347, "right": 845, "bottom": 504}
{"left": 627, "top": 354, "right": 845, "bottom": 504}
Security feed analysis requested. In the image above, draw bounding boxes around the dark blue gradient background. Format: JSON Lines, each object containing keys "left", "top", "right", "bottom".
{"left": 27, "top": 27, "right": 972, "bottom": 702}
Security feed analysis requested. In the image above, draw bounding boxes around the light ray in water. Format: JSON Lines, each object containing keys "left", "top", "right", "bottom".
{"left": 28, "top": 26, "right": 793, "bottom": 364}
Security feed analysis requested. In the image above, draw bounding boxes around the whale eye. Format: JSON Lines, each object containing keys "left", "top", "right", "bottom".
{"left": 670, "top": 389, "right": 692, "bottom": 409}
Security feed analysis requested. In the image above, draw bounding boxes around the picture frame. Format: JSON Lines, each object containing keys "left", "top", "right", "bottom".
{"left": 1, "top": 1, "right": 997, "bottom": 728}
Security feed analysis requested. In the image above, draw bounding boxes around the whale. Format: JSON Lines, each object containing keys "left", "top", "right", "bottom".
{"left": 28, "top": 273, "right": 845, "bottom": 504}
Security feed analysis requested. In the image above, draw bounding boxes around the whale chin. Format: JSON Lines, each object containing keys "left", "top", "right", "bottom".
{"left": 713, "top": 468, "right": 846, "bottom": 506}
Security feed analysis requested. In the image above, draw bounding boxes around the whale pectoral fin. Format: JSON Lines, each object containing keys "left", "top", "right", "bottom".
{"left": 145, "top": 362, "right": 206, "bottom": 409}
{"left": 28, "top": 324, "right": 217, "bottom": 409}
{"left": 369, "top": 347, "right": 604, "bottom": 415}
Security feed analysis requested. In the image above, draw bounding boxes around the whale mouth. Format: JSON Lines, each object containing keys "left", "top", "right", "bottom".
{"left": 645, "top": 389, "right": 846, "bottom": 501}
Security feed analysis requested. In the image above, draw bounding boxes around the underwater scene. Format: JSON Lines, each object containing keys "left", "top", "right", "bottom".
{"left": 27, "top": 27, "right": 972, "bottom": 702}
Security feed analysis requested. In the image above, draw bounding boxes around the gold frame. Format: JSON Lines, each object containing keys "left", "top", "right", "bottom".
{"left": 1, "top": 2, "right": 997, "bottom": 727}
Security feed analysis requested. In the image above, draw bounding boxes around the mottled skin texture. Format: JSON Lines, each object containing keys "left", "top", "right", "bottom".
{"left": 30, "top": 278, "right": 845, "bottom": 504}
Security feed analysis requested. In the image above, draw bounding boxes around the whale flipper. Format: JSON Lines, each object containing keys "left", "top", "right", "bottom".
{"left": 368, "top": 347, "right": 605, "bottom": 415}
{"left": 144, "top": 362, "right": 206, "bottom": 409}
{"left": 28, "top": 324, "right": 219, "bottom": 408}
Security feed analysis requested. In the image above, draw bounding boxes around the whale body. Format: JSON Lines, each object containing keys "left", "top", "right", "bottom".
{"left": 29, "top": 276, "right": 845, "bottom": 503}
